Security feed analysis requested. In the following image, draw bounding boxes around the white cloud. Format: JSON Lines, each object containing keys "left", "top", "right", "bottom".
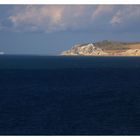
{"left": 91, "top": 5, "right": 113, "bottom": 20}
{"left": 8, "top": 5, "right": 113, "bottom": 32}
{"left": 110, "top": 10, "right": 122, "bottom": 25}
{"left": 8, "top": 5, "right": 87, "bottom": 32}
{"left": 110, "top": 5, "right": 140, "bottom": 25}
{"left": 1, "top": 5, "right": 139, "bottom": 33}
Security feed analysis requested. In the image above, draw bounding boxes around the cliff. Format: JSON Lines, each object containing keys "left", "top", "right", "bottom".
{"left": 61, "top": 43, "right": 108, "bottom": 56}
{"left": 61, "top": 40, "right": 140, "bottom": 56}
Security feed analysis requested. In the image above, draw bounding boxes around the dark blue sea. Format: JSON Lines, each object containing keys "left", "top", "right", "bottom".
{"left": 0, "top": 55, "right": 140, "bottom": 135}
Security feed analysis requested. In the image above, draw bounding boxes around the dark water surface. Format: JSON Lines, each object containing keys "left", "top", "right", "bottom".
{"left": 0, "top": 55, "right": 140, "bottom": 135}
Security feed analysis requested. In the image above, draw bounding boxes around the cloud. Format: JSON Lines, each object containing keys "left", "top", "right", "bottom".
{"left": 91, "top": 5, "right": 113, "bottom": 20}
{"left": 8, "top": 5, "right": 87, "bottom": 32}
{"left": 7, "top": 5, "right": 113, "bottom": 32}
{"left": 110, "top": 5, "right": 140, "bottom": 25}
{"left": 0, "top": 5, "right": 140, "bottom": 33}
{"left": 110, "top": 10, "right": 122, "bottom": 25}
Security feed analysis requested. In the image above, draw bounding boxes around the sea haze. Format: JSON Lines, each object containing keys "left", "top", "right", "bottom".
{"left": 0, "top": 55, "right": 140, "bottom": 135}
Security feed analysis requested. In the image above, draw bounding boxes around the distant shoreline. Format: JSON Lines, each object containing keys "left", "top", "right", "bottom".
{"left": 61, "top": 40, "right": 140, "bottom": 56}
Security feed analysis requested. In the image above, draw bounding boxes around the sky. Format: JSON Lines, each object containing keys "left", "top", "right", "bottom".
{"left": 0, "top": 5, "right": 140, "bottom": 55}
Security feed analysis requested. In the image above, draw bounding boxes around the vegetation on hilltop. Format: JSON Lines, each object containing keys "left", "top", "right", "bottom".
{"left": 94, "top": 40, "right": 129, "bottom": 50}
{"left": 74, "top": 40, "right": 140, "bottom": 51}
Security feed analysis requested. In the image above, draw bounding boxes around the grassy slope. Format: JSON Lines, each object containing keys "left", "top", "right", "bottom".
{"left": 94, "top": 40, "right": 140, "bottom": 51}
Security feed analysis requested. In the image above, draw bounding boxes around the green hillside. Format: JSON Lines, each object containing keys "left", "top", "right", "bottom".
{"left": 94, "top": 40, "right": 129, "bottom": 50}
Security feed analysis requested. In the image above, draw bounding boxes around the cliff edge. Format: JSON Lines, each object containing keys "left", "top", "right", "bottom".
{"left": 61, "top": 40, "right": 140, "bottom": 56}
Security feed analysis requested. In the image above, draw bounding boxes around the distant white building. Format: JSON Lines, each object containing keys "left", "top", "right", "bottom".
{"left": 0, "top": 52, "right": 4, "bottom": 55}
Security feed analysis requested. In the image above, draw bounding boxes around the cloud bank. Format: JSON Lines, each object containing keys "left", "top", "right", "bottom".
{"left": 1, "top": 5, "right": 140, "bottom": 33}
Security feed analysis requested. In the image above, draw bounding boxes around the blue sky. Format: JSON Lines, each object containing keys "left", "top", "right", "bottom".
{"left": 0, "top": 5, "right": 140, "bottom": 55}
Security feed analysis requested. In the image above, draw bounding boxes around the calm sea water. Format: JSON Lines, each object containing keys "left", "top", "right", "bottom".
{"left": 0, "top": 55, "right": 140, "bottom": 135}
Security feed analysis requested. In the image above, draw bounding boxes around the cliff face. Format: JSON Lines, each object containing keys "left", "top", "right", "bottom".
{"left": 61, "top": 41, "right": 140, "bottom": 56}
{"left": 121, "top": 49, "right": 140, "bottom": 56}
{"left": 61, "top": 44, "right": 108, "bottom": 56}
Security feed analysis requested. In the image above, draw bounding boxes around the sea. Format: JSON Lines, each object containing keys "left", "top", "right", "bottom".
{"left": 0, "top": 55, "right": 140, "bottom": 135}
